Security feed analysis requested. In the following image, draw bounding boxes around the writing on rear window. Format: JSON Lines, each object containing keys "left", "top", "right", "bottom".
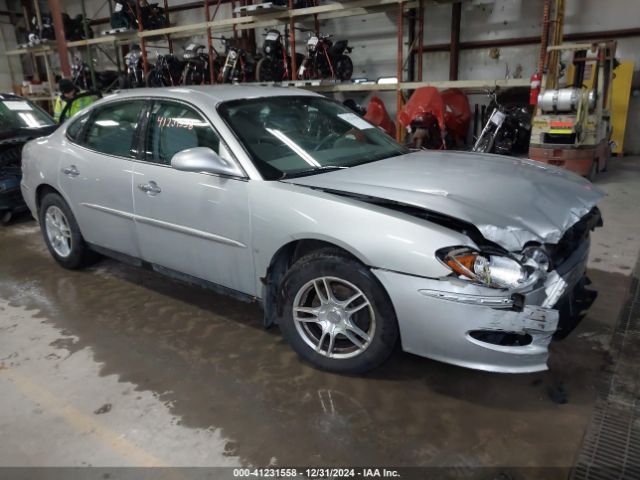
{"left": 157, "top": 116, "right": 195, "bottom": 129}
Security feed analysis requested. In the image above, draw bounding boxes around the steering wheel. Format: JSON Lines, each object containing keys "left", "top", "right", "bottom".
{"left": 313, "top": 132, "right": 342, "bottom": 151}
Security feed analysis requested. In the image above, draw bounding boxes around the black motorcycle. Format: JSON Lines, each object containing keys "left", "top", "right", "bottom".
{"left": 147, "top": 52, "right": 184, "bottom": 87}
{"left": 120, "top": 45, "right": 146, "bottom": 88}
{"left": 297, "top": 33, "right": 353, "bottom": 81}
{"left": 28, "top": 12, "right": 92, "bottom": 44}
{"left": 472, "top": 90, "right": 531, "bottom": 156}
{"left": 181, "top": 43, "right": 213, "bottom": 85}
{"left": 255, "top": 28, "right": 303, "bottom": 82}
{"left": 71, "top": 54, "right": 119, "bottom": 92}
{"left": 216, "top": 36, "right": 255, "bottom": 84}
{"left": 28, "top": 14, "right": 54, "bottom": 45}
{"left": 111, "top": 0, "right": 166, "bottom": 31}
{"left": 64, "top": 13, "right": 93, "bottom": 41}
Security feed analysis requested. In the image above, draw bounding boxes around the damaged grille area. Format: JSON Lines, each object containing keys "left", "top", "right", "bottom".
{"left": 547, "top": 207, "right": 602, "bottom": 268}
{"left": 571, "top": 262, "right": 640, "bottom": 480}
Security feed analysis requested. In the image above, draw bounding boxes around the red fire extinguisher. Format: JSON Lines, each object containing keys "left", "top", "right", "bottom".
{"left": 530, "top": 72, "right": 542, "bottom": 106}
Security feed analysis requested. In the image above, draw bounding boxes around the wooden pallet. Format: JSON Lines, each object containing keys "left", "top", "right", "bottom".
{"left": 233, "top": 2, "right": 287, "bottom": 15}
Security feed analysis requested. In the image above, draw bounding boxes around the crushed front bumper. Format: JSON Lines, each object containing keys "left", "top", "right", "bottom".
{"left": 373, "top": 239, "right": 592, "bottom": 373}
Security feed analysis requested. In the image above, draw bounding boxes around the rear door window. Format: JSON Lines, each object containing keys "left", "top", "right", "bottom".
{"left": 81, "top": 100, "right": 145, "bottom": 158}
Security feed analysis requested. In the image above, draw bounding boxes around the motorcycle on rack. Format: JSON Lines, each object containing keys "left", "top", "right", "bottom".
{"left": 216, "top": 36, "right": 256, "bottom": 84}
{"left": 297, "top": 33, "right": 353, "bottom": 81}
{"left": 147, "top": 51, "right": 185, "bottom": 87}
{"left": 28, "top": 13, "right": 92, "bottom": 44}
{"left": 472, "top": 90, "right": 532, "bottom": 155}
{"left": 28, "top": 14, "right": 55, "bottom": 45}
{"left": 120, "top": 45, "right": 145, "bottom": 88}
{"left": 255, "top": 28, "right": 303, "bottom": 82}
{"left": 111, "top": 0, "right": 166, "bottom": 31}
{"left": 181, "top": 43, "right": 212, "bottom": 85}
{"left": 71, "top": 54, "right": 120, "bottom": 92}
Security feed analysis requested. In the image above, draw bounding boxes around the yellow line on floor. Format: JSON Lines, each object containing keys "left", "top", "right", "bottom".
{"left": 0, "top": 366, "right": 167, "bottom": 467}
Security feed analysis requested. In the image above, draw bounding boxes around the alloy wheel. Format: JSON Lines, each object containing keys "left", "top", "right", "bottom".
{"left": 292, "top": 276, "right": 376, "bottom": 359}
{"left": 44, "top": 206, "right": 72, "bottom": 258}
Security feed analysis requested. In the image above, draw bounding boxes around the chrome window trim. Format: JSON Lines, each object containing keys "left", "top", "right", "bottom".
{"left": 64, "top": 95, "right": 249, "bottom": 181}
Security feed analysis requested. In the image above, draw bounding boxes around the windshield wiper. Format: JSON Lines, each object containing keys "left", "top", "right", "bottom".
{"left": 279, "top": 166, "right": 348, "bottom": 179}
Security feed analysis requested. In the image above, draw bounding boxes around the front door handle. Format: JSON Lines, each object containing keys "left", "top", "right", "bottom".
{"left": 61, "top": 165, "right": 79, "bottom": 177}
{"left": 138, "top": 181, "right": 161, "bottom": 196}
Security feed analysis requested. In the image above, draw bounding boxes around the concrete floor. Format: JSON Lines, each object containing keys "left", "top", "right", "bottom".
{"left": 1, "top": 156, "right": 639, "bottom": 472}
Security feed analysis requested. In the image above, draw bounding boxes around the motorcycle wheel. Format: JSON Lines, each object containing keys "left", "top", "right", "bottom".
{"left": 335, "top": 55, "right": 353, "bottom": 81}
{"left": 146, "top": 69, "right": 164, "bottom": 87}
{"left": 222, "top": 67, "right": 234, "bottom": 84}
{"left": 473, "top": 130, "right": 495, "bottom": 153}
{"left": 118, "top": 74, "right": 129, "bottom": 89}
{"left": 256, "top": 57, "right": 276, "bottom": 82}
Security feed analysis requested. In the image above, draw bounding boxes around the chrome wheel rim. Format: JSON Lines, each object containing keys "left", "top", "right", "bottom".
{"left": 292, "top": 276, "right": 375, "bottom": 359}
{"left": 44, "top": 206, "right": 72, "bottom": 258}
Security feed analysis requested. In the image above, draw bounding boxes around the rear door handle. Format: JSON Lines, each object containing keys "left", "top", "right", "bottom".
{"left": 61, "top": 165, "right": 79, "bottom": 177}
{"left": 138, "top": 181, "right": 161, "bottom": 196}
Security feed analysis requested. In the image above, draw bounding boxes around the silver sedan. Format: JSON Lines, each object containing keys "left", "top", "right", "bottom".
{"left": 20, "top": 86, "right": 603, "bottom": 374}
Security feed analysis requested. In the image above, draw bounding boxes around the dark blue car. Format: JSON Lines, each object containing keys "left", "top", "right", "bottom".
{"left": 0, "top": 93, "right": 56, "bottom": 224}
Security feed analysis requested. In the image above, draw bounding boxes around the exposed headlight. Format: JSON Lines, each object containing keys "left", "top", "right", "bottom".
{"left": 437, "top": 247, "right": 530, "bottom": 289}
{"left": 265, "top": 45, "right": 271, "bottom": 53}
{"left": 522, "top": 246, "right": 551, "bottom": 272}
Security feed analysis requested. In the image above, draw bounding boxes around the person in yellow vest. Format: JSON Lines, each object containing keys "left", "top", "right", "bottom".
{"left": 53, "top": 79, "right": 96, "bottom": 123}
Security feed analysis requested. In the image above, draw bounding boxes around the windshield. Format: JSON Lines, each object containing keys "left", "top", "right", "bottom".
{"left": 0, "top": 99, "right": 54, "bottom": 133}
{"left": 218, "top": 95, "right": 408, "bottom": 179}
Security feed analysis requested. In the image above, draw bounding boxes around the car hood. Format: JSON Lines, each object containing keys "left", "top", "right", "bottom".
{"left": 283, "top": 150, "right": 605, "bottom": 251}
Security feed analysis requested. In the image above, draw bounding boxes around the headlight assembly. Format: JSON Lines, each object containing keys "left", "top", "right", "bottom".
{"left": 437, "top": 247, "right": 539, "bottom": 289}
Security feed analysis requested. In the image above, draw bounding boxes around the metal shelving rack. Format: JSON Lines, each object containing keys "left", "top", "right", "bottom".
{"left": 6, "top": 0, "right": 541, "bottom": 133}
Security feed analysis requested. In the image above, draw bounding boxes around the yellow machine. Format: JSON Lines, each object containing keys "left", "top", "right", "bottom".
{"left": 529, "top": 41, "right": 617, "bottom": 179}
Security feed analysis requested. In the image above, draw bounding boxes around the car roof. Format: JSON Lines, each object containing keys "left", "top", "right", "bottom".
{"left": 101, "top": 85, "right": 321, "bottom": 104}
{"left": 0, "top": 92, "right": 28, "bottom": 101}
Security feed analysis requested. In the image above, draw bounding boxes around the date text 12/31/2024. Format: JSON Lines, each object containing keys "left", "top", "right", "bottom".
{"left": 233, "top": 468, "right": 401, "bottom": 478}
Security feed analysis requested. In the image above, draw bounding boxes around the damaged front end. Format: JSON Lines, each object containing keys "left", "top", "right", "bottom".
{"left": 371, "top": 205, "right": 601, "bottom": 373}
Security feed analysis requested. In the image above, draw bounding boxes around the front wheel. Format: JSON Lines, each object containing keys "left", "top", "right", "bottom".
{"left": 335, "top": 55, "right": 353, "bottom": 81}
{"left": 278, "top": 248, "right": 399, "bottom": 374}
{"left": 39, "top": 193, "right": 99, "bottom": 269}
{"left": 256, "top": 57, "right": 276, "bottom": 82}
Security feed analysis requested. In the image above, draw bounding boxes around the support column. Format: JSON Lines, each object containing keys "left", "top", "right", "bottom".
{"left": 396, "top": 1, "right": 404, "bottom": 142}
{"left": 46, "top": 0, "right": 71, "bottom": 77}
{"left": 449, "top": 1, "right": 461, "bottom": 81}
{"left": 289, "top": 0, "right": 297, "bottom": 80}
{"left": 417, "top": 0, "right": 424, "bottom": 81}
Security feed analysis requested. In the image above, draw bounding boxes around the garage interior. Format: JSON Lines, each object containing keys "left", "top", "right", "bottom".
{"left": 1, "top": 0, "right": 640, "bottom": 478}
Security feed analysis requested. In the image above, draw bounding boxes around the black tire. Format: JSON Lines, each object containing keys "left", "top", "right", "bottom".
{"left": 39, "top": 193, "right": 99, "bottom": 269}
{"left": 256, "top": 57, "right": 275, "bottom": 82}
{"left": 1, "top": 210, "right": 12, "bottom": 225}
{"left": 146, "top": 69, "right": 164, "bottom": 87}
{"left": 278, "top": 248, "right": 399, "bottom": 374}
{"left": 336, "top": 55, "right": 353, "bottom": 81}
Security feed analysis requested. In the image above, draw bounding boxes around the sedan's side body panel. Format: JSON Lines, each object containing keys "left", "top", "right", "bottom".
{"left": 132, "top": 163, "right": 255, "bottom": 294}
{"left": 248, "top": 180, "right": 474, "bottom": 297}
{"left": 59, "top": 141, "right": 138, "bottom": 258}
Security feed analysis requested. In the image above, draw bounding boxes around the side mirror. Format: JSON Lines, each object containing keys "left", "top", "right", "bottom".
{"left": 171, "top": 147, "right": 243, "bottom": 177}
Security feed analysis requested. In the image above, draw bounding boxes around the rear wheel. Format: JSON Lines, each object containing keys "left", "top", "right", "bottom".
{"left": 256, "top": 57, "right": 276, "bottom": 82}
{"left": 279, "top": 248, "right": 398, "bottom": 374}
{"left": 1, "top": 211, "right": 12, "bottom": 225}
{"left": 39, "top": 193, "right": 98, "bottom": 269}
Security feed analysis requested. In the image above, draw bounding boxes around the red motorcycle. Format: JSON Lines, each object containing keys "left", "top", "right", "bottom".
{"left": 399, "top": 87, "right": 471, "bottom": 149}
